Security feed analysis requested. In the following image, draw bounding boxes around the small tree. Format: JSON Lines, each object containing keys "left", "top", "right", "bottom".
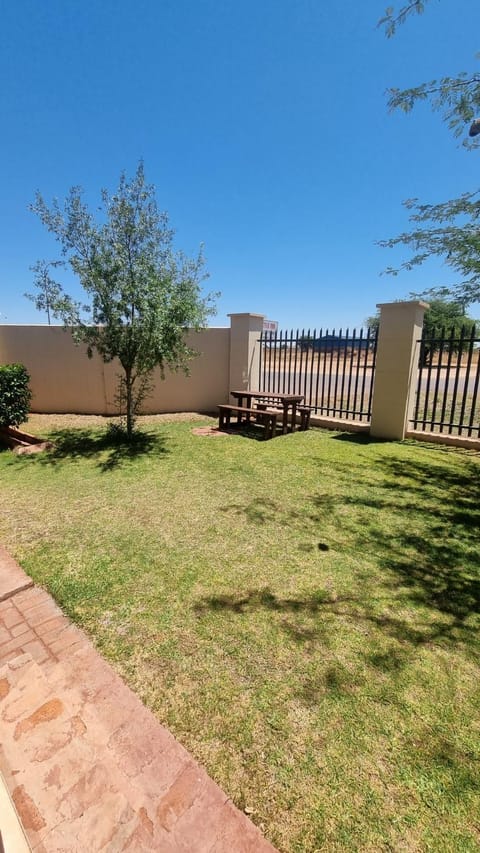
{"left": 31, "top": 163, "right": 217, "bottom": 440}
{"left": 0, "top": 364, "right": 32, "bottom": 428}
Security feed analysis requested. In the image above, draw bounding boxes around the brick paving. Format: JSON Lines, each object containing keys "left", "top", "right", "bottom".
{"left": 0, "top": 546, "right": 278, "bottom": 852}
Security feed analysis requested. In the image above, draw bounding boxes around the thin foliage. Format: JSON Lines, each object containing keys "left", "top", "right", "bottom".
{"left": 378, "top": 2, "right": 480, "bottom": 304}
{"left": 24, "top": 260, "right": 78, "bottom": 326}
{"left": 30, "top": 163, "right": 217, "bottom": 439}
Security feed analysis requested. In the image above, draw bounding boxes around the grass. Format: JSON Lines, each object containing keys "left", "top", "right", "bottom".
{"left": 1, "top": 413, "right": 480, "bottom": 852}
{"left": 412, "top": 390, "right": 480, "bottom": 437}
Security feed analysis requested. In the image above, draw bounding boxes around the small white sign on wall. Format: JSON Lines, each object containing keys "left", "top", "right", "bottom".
{"left": 263, "top": 319, "right": 278, "bottom": 335}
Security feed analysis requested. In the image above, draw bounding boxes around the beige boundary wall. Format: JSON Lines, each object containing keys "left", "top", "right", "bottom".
{"left": 0, "top": 313, "right": 267, "bottom": 415}
{"left": 0, "top": 313, "right": 266, "bottom": 415}
{"left": 0, "top": 324, "right": 232, "bottom": 414}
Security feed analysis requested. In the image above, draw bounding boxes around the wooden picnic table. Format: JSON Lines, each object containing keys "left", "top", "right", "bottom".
{"left": 230, "top": 390, "right": 304, "bottom": 435}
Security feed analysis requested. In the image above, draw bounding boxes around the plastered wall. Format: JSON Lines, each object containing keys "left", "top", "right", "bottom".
{"left": 0, "top": 325, "right": 230, "bottom": 414}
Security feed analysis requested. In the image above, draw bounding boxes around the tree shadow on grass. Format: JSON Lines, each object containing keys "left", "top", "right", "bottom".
{"left": 210, "top": 452, "right": 480, "bottom": 664}
{"left": 221, "top": 495, "right": 337, "bottom": 528}
{"left": 315, "top": 454, "right": 480, "bottom": 658}
{"left": 193, "top": 583, "right": 466, "bottom": 649}
{"left": 342, "top": 456, "right": 480, "bottom": 606}
{"left": 195, "top": 586, "right": 349, "bottom": 616}
{"left": 194, "top": 587, "right": 358, "bottom": 650}
{"left": 9, "top": 427, "right": 169, "bottom": 472}
{"left": 220, "top": 497, "right": 279, "bottom": 524}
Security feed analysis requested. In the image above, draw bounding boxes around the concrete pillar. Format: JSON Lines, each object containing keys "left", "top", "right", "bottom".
{"left": 228, "top": 313, "right": 265, "bottom": 396}
{"left": 370, "top": 300, "right": 428, "bottom": 440}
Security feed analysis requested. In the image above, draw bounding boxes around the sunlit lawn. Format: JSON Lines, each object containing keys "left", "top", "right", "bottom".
{"left": 1, "top": 414, "right": 479, "bottom": 852}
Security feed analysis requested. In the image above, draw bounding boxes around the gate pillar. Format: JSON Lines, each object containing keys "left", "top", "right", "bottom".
{"left": 228, "top": 313, "right": 265, "bottom": 398}
{"left": 370, "top": 300, "right": 428, "bottom": 440}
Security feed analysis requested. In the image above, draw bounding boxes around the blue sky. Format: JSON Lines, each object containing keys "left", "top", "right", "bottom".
{"left": 1, "top": 0, "right": 479, "bottom": 330}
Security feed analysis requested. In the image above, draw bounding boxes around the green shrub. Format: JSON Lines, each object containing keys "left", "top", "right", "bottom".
{"left": 0, "top": 364, "right": 32, "bottom": 428}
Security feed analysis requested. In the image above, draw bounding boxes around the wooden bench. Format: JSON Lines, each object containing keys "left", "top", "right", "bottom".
{"left": 218, "top": 405, "right": 278, "bottom": 440}
{"left": 297, "top": 405, "right": 312, "bottom": 431}
{"left": 256, "top": 402, "right": 312, "bottom": 431}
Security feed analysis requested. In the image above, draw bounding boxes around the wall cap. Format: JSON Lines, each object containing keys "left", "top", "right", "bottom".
{"left": 227, "top": 312, "right": 265, "bottom": 319}
{"left": 376, "top": 300, "right": 429, "bottom": 310}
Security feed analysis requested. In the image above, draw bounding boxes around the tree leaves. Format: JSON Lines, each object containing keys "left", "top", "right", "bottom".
{"left": 30, "top": 163, "right": 218, "bottom": 438}
{"left": 379, "top": 3, "right": 480, "bottom": 149}
{"left": 378, "top": 2, "right": 427, "bottom": 38}
{"left": 378, "top": 191, "right": 480, "bottom": 303}
{"left": 25, "top": 260, "right": 81, "bottom": 325}
{"left": 379, "top": 2, "right": 480, "bottom": 302}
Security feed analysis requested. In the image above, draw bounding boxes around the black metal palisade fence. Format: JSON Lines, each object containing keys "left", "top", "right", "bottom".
{"left": 412, "top": 324, "right": 480, "bottom": 437}
{"left": 258, "top": 327, "right": 378, "bottom": 421}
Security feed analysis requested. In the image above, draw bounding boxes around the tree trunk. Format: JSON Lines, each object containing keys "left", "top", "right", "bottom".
{"left": 125, "top": 368, "right": 134, "bottom": 441}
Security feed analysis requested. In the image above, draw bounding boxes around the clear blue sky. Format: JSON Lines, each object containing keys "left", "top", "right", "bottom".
{"left": 1, "top": 0, "right": 479, "bottom": 330}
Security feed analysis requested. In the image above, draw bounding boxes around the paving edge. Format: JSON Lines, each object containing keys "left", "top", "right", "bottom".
{"left": 0, "top": 581, "right": 34, "bottom": 603}
{"left": 0, "top": 544, "right": 34, "bottom": 602}
{"left": 0, "top": 549, "right": 279, "bottom": 852}
{"left": 0, "top": 769, "right": 32, "bottom": 853}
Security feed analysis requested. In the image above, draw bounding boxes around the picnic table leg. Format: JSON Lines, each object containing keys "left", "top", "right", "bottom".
{"left": 245, "top": 395, "right": 252, "bottom": 423}
{"left": 291, "top": 403, "right": 297, "bottom": 433}
{"left": 220, "top": 409, "right": 231, "bottom": 429}
{"left": 267, "top": 415, "right": 275, "bottom": 439}
{"left": 236, "top": 395, "right": 245, "bottom": 424}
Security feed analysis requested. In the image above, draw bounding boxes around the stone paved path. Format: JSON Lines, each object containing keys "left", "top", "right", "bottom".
{"left": 0, "top": 546, "right": 278, "bottom": 852}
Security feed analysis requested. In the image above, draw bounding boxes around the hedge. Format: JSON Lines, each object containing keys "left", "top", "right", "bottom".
{"left": 0, "top": 364, "right": 32, "bottom": 428}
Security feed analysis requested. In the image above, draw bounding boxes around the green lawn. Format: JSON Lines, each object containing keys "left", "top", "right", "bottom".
{"left": 1, "top": 414, "right": 480, "bottom": 852}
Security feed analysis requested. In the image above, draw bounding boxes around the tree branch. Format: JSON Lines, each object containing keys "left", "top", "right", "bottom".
{"left": 378, "top": 1, "right": 428, "bottom": 37}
